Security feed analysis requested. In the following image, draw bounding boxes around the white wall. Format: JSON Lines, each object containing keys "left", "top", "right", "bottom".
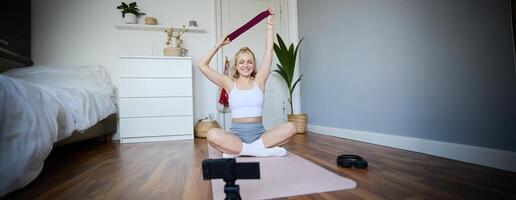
{"left": 32, "top": 0, "right": 220, "bottom": 139}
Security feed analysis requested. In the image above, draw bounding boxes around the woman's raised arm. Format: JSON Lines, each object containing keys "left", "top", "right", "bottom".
{"left": 197, "top": 37, "right": 232, "bottom": 90}
{"left": 256, "top": 8, "right": 275, "bottom": 87}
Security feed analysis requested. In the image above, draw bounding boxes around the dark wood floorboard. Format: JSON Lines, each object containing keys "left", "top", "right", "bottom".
{"left": 4, "top": 133, "right": 516, "bottom": 200}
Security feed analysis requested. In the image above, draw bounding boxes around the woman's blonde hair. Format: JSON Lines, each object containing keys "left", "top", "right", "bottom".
{"left": 232, "top": 47, "right": 257, "bottom": 79}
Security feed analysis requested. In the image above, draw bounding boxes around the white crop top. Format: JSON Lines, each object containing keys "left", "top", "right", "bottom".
{"left": 229, "top": 81, "right": 264, "bottom": 118}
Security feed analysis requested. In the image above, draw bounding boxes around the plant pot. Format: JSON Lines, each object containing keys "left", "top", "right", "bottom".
{"left": 194, "top": 120, "right": 220, "bottom": 138}
{"left": 163, "top": 47, "right": 187, "bottom": 56}
{"left": 288, "top": 113, "right": 307, "bottom": 134}
{"left": 124, "top": 13, "right": 137, "bottom": 24}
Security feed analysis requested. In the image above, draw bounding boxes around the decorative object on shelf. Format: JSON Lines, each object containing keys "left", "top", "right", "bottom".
{"left": 144, "top": 17, "right": 158, "bottom": 25}
{"left": 116, "top": 2, "right": 146, "bottom": 24}
{"left": 273, "top": 33, "right": 307, "bottom": 133}
{"left": 194, "top": 115, "right": 220, "bottom": 138}
{"left": 189, "top": 20, "right": 198, "bottom": 27}
{"left": 173, "top": 28, "right": 185, "bottom": 48}
{"left": 163, "top": 27, "right": 188, "bottom": 56}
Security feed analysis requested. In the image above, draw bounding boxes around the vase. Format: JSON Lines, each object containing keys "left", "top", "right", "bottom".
{"left": 163, "top": 47, "right": 187, "bottom": 57}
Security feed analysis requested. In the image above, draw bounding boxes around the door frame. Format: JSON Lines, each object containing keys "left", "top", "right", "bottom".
{"left": 214, "top": 0, "right": 301, "bottom": 127}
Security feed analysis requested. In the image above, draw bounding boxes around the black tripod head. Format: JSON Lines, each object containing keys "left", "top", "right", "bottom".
{"left": 202, "top": 158, "right": 260, "bottom": 200}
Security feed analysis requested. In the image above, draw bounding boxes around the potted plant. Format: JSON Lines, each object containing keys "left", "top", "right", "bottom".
{"left": 163, "top": 28, "right": 188, "bottom": 56}
{"left": 273, "top": 34, "right": 307, "bottom": 133}
{"left": 116, "top": 2, "right": 146, "bottom": 24}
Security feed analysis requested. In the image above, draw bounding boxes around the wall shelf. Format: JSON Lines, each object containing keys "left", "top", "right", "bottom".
{"left": 115, "top": 24, "right": 205, "bottom": 33}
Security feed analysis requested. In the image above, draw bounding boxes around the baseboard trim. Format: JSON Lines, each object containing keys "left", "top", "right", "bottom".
{"left": 308, "top": 124, "right": 516, "bottom": 172}
{"left": 120, "top": 135, "right": 193, "bottom": 143}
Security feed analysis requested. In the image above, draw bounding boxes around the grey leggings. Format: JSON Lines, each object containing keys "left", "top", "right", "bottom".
{"left": 230, "top": 122, "right": 266, "bottom": 143}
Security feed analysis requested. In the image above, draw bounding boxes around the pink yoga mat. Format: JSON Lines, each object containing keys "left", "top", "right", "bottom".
{"left": 208, "top": 146, "right": 357, "bottom": 199}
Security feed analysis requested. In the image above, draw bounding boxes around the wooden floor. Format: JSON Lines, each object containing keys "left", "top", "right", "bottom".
{"left": 5, "top": 132, "right": 516, "bottom": 200}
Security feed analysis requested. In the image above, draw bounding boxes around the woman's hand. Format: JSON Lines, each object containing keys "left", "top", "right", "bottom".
{"left": 267, "top": 7, "right": 275, "bottom": 24}
{"left": 216, "top": 36, "right": 231, "bottom": 49}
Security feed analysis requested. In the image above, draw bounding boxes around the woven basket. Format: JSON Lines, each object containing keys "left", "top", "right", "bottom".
{"left": 288, "top": 113, "right": 307, "bottom": 134}
{"left": 144, "top": 17, "right": 158, "bottom": 25}
{"left": 194, "top": 120, "right": 220, "bottom": 138}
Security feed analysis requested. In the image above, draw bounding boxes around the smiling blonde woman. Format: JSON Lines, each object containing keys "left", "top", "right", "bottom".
{"left": 197, "top": 8, "right": 296, "bottom": 158}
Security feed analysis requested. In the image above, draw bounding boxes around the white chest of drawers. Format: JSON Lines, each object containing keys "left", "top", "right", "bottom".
{"left": 118, "top": 56, "right": 194, "bottom": 143}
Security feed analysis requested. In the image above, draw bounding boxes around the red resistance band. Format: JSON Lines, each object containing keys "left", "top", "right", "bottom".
{"left": 218, "top": 59, "right": 231, "bottom": 107}
{"left": 227, "top": 10, "right": 271, "bottom": 41}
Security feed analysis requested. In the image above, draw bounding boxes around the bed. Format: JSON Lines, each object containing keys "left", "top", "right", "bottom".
{"left": 0, "top": 65, "right": 118, "bottom": 197}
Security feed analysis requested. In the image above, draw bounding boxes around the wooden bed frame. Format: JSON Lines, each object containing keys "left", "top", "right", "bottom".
{"left": 54, "top": 114, "right": 117, "bottom": 147}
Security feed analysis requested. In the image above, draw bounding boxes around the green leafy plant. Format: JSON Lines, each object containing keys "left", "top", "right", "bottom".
{"left": 273, "top": 33, "right": 304, "bottom": 115}
{"left": 116, "top": 2, "right": 146, "bottom": 18}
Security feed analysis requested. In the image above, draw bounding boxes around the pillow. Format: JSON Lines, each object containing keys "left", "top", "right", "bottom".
{"left": 2, "top": 65, "right": 115, "bottom": 99}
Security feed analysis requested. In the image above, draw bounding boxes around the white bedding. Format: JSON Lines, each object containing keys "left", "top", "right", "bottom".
{"left": 0, "top": 65, "right": 117, "bottom": 196}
